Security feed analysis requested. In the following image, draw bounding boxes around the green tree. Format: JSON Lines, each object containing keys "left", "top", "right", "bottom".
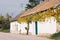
{"left": 6, "top": 13, "right": 12, "bottom": 21}
{"left": 26, "top": 0, "right": 44, "bottom": 10}
{"left": 0, "top": 13, "right": 12, "bottom": 30}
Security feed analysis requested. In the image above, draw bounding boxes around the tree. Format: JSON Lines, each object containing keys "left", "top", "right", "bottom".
{"left": 25, "top": 16, "right": 32, "bottom": 35}
{"left": 18, "top": 15, "right": 32, "bottom": 35}
{"left": 0, "top": 13, "right": 12, "bottom": 30}
{"left": 0, "top": 16, "right": 7, "bottom": 29}
{"left": 6, "top": 13, "right": 12, "bottom": 21}
{"left": 0, "top": 16, "right": 4, "bottom": 24}
{"left": 25, "top": 0, "right": 42, "bottom": 35}
{"left": 26, "top": 0, "right": 44, "bottom": 10}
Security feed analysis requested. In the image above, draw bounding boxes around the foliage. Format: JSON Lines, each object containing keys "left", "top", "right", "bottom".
{"left": 51, "top": 32, "right": 60, "bottom": 39}
{"left": 0, "top": 18, "right": 10, "bottom": 29}
{"left": 18, "top": 6, "right": 60, "bottom": 23}
{"left": 26, "top": 0, "right": 43, "bottom": 10}
{"left": 25, "top": 27, "right": 28, "bottom": 30}
{"left": 0, "top": 29, "right": 10, "bottom": 33}
{"left": 0, "top": 13, "right": 11, "bottom": 30}
{"left": 6, "top": 13, "right": 12, "bottom": 21}
{"left": 18, "top": 17, "right": 26, "bottom": 23}
{"left": 0, "top": 16, "right": 4, "bottom": 21}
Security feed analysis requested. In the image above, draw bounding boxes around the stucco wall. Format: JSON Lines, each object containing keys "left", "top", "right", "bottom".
{"left": 10, "top": 21, "right": 27, "bottom": 34}
{"left": 10, "top": 21, "right": 18, "bottom": 34}
{"left": 10, "top": 17, "right": 57, "bottom": 35}
{"left": 38, "top": 17, "right": 57, "bottom": 35}
{"left": 57, "top": 23, "right": 60, "bottom": 32}
{"left": 18, "top": 22, "right": 27, "bottom": 34}
{"left": 29, "top": 22, "right": 36, "bottom": 35}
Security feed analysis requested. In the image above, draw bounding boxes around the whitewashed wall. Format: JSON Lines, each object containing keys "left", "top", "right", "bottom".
{"left": 10, "top": 21, "right": 18, "bottom": 34}
{"left": 10, "top": 21, "right": 36, "bottom": 35}
{"left": 10, "top": 21, "right": 27, "bottom": 34}
{"left": 10, "top": 17, "right": 57, "bottom": 35}
{"left": 18, "top": 22, "right": 27, "bottom": 34}
{"left": 38, "top": 17, "right": 57, "bottom": 35}
{"left": 29, "top": 22, "right": 36, "bottom": 35}
{"left": 18, "top": 22, "right": 36, "bottom": 35}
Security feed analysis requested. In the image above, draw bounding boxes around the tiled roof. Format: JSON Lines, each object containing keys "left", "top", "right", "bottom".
{"left": 12, "top": 0, "right": 60, "bottom": 21}
{"left": 19, "top": 0, "right": 60, "bottom": 17}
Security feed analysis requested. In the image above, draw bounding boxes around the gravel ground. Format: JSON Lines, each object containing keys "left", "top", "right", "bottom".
{"left": 0, "top": 32, "right": 53, "bottom": 40}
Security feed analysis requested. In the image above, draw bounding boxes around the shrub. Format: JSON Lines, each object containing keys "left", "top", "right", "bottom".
{"left": 51, "top": 32, "right": 60, "bottom": 39}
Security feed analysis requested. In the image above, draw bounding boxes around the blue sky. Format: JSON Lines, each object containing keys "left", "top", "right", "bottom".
{"left": 0, "top": 0, "right": 29, "bottom": 17}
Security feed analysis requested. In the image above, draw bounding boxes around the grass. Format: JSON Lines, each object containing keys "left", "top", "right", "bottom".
{"left": 51, "top": 32, "right": 60, "bottom": 39}
{"left": 0, "top": 29, "right": 10, "bottom": 33}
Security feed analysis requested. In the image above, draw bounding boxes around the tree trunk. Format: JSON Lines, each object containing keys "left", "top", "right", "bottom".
{"left": 27, "top": 22, "right": 29, "bottom": 35}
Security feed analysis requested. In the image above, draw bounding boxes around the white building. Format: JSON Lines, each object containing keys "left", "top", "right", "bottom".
{"left": 10, "top": 17, "right": 57, "bottom": 35}
{"left": 10, "top": 0, "right": 60, "bottom": 35}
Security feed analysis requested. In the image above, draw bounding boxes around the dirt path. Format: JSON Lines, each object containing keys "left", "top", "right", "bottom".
{"left": 0, "top": 32, "right": 53, "bottom": 40}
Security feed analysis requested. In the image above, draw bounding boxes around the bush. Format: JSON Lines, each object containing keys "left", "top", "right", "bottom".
{"left": 51, "top": 32, "right": 60, "bottom": 39}
{"left": 0, "top": 29, "right": 10, "bottom": 33}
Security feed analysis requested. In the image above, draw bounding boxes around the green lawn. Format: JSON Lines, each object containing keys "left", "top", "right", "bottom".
{"left": 0, "top": 29, "right": 10, "bottom": 33}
